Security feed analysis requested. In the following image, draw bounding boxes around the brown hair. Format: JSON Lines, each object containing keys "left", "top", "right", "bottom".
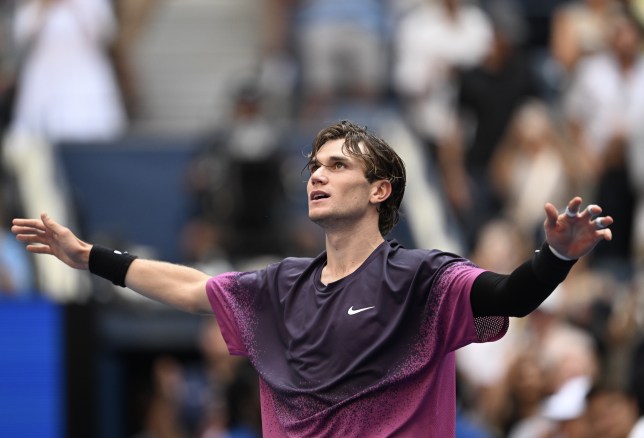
{"left": 308, "top": 120, "right": 406, "bottom": 236}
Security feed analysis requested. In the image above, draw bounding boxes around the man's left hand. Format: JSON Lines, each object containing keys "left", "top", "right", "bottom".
{"left": 544, "top": 196, "right": 613, "bottom": 260}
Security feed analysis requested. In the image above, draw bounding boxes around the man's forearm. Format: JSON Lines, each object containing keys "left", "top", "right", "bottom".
{"left": 470, "top": 243, "right": 577, "bottom": 317}
{"left": 124, "top": 258, "right": 212, "bottom": 314}
{"left": 89, "top": 245, "right": 212, "bottom": 313}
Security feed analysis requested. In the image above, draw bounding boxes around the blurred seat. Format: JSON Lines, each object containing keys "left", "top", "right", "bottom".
{"left": 57, "top": 136, "right": 200, "bottom": 262}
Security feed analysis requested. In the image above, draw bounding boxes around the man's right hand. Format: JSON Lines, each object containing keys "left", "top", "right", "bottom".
{"left": 13, "top": 213, "right": 213, "bottom": 313}
{"left": 12, "top": 213, "right": 92, "bottom": 270}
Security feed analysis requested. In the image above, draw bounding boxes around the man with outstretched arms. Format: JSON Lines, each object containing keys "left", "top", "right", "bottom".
{"left": 12, "top": 121, "right": 613, "bottom": 437}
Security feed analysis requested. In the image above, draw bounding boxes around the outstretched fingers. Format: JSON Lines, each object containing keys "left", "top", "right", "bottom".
{"left": 11, "top": 226, "right": 50, "bottom": 253}
{"left": 11, "top": 213, "right": 90, "bottom": 269}
{"left": 544, "top": 196, "right": 583, "bottom": 229}
{"left": 552, "top": 197, "right": 612, "bottom": 232}
{"left": 40, "top": 213, "right": 60, "bottom": 231}
{"left": 12, "top": 218, "right": 46, "bottom": 233}
{"left": 15, "top": 230, "right": 49, "bottom": 244}
{"left": 562, "top": 196, "right": 583, "bottom": 218}
{"left": 544, "top": 202, "right": 561, "bottom": 229}
{"left": 11, "top": 226, "right": 44, "bottom": 237}
{"left": 544, "top": 196, "right": 616, "bottom": 259}
{"left": 25, "top": 244, "right": 54, "bottom": 255}
{"left": 593, "top": 216, "right": 614, "bottom": 241}
{"left": 12, "top": 215, "right": 57, "bottom": 253}
{"left": 577, "top": 200, "right": 613, "bottom": 242}
{"left": 580, "top": 203, "right": 602, "bottom": 220}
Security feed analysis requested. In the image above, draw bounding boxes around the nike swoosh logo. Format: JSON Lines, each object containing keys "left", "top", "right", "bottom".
{"left": 347, "top": 306, "right": 375, "bottom": 315}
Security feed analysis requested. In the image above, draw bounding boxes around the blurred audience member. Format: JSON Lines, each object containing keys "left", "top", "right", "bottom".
{"left": 625, "top": 82, "right": 644, "bottom": 267}
{"left": 139, "top": 319, "right": 260, "bottom": 438}
{"left": 632, "top": 336, "right": 644, "bottom": 422}
{"left": 110, "top": 0, "right": 154, "bottom": 119}
{"left": 585, "top": 384, "right": 644, "bottom": 438}
{"left": 468, "top": 217, "right": 531, "bottom": 272}
{"left": 0, "top": 1, "right": 17, "bottom": 133}
{"left": 192, "top": 318, "right": 260, "bottom": 438}
{"left": 393, "top": 0, "right": 493, "bottom": 154}
{"left": 431, "top": 0, "right": 539, "bottom": 249}
{"left": 628, "top": 95, "right": 644, "bottom": 265}
{"left": 9, "top": 0, "right": 125, "bottom": 142}
{"left": 532, "top": 307, "right": 598, "bottom": 394}
{"left": 541, "top": 375, "right": 592, "bottom": 438}
{"left": 456, "top": 372, "right": 496, "bottom": 438}
{"left": 550, "top": 0, "right": 619, "bottom": 75}
{"left": 179, "top": 218, "right": 233, "bottom": 277}
{"left": 563, "top": 7, "right": 644, "bottom": 275}
{"left": 457, "top": 218, "right": 530, "bottom": 434}
{"left": 139, "top": 356, "right": 186, "bottom": 438}
{"left": 549, "top": 258, "right": 612, "bottom": 344}
{"left": 220, "top": 82, "right": 282, "bottom": 162}
{"left": 264, "top": 0, "right": 389, "bottom": 118}
{"left": 490, "top": 100, "right": 579, "bottom": 240}
{"left": 189, "top": 81, "right": 288, "bottom": 262}
{"left": 2, "top": 0, "right": 126, "bottom": 300}
{"left": 501, "top": 351, "right": 549, "bottom": 437}
{"left": 602, "top": 280, "right": 641, "bottom": 387}
{"left": 505, "top": 308, "right": 598, "bottom": 438}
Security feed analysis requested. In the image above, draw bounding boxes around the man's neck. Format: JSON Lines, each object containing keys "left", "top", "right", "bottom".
{"left": 321, "top": 226, "right": 384, "bottom": 285}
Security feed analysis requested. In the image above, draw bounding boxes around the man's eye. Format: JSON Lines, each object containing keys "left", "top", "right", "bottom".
{"left": 334, "top": 162, "right": 345, "bottom": 169}
{"left": 309, "top": 164, "right": 320, "bottom": 174}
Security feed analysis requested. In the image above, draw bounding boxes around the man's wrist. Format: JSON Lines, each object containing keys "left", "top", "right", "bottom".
{"left": 532, "top": 242, "right": 577, "bottom": 288}
{"left": 548, "top": 245, "right": 576, "bottom": 261}
{"left": 88, "top": 245, "right": 138, "bottom": 287}
{"left": 70, "top": 241, "right": 92, "bottom": 270}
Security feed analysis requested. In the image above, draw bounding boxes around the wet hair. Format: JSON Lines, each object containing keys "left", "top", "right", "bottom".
{"left": 308, "top": 120, "right": 406, "bottom": 236}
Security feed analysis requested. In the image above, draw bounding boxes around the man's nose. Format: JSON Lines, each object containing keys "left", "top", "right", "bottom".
{"left": 310, "top": 167, "right": 328, "bottom": 185}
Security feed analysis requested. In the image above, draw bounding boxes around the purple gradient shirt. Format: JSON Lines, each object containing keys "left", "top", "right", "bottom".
{"left": 206, "top": 240, "right": 508, "bottom": 437}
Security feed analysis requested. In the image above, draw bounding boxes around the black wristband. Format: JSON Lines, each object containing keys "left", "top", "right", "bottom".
{"left": 88, "top": 244, "right": 138, "bottom": 287}
{"left": 531, "top": 241, "right": 577, "bottom": 288}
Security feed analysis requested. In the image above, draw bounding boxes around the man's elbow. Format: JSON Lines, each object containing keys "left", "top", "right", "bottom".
{"left": 177, "top": 284, "right": 211, "bottom": 314}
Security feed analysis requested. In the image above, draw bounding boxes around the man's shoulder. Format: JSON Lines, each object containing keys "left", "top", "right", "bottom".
{"left": 263, "top": 254, "right": 321, "bottom": 278}
{"left": 273, "top": 255, "right": 319, "bottom": 268}
{"left": 387, "top": 241, "right": 465, "bottom": 267}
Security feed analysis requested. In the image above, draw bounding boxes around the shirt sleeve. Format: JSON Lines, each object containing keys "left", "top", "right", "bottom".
{"left": 206, "top": 272, "right": 253, "bottom": 356}
{"left": 433, "top": 261, "right": 509, "bottom": 352}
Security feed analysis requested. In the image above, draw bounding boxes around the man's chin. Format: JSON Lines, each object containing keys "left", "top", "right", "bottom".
{"left": 308, "top": 210, "right": 334, "bottom": 228}
{"left": 308, "top": 212, "right": 325, "bottom": 225}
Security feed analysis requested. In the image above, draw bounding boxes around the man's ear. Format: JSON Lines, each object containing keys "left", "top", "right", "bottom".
{"left": 370, "top": 180, "right": 392, "bottom": 205}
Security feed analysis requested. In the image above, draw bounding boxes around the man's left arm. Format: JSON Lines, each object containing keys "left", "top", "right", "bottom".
{"left": 470, "top": 197, "right": 613, "bottom": 317}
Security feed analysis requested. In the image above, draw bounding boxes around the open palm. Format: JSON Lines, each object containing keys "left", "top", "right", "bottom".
{"left": 12, "top": 213, "right": 91, "bottom": 270}
{"left": 544, "top": 197, "right": 613, "bottom": 260}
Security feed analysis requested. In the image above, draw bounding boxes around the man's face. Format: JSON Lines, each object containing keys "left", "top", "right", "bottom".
{"left": 306, "top": 138, "right": 379, "bottom": 231}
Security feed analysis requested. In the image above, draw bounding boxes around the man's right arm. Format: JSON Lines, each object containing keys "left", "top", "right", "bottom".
{"left": 12, "top": 213, "right": 213, "bottom": 314}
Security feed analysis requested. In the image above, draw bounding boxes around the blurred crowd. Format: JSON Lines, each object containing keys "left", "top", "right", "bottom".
{"left": 1, "top": 0, "right": 644, "bottom": 437}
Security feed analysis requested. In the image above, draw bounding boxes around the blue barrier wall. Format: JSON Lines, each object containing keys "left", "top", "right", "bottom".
{"left": 0, "top": 298, "right": 64, "bottom": 438}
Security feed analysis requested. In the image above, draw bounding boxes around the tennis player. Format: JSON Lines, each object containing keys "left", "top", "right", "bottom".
{"left": 12, "top": 121, "right": 613, "bottom": 437}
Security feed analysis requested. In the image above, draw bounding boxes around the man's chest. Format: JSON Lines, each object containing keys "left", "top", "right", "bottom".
{"left": 276, "top": 283, "right": 427, "bottom": 388}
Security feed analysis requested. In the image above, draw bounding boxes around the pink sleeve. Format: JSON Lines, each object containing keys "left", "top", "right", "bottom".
{"left": 435, "top": 264, "right": 509, "bottom": 352}
{"left": 206, "top": 273, "right": 248, "bottom": 356}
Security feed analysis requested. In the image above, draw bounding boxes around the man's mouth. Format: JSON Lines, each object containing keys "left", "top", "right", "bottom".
{"left": 310, "top": 191, "right": 330, "bottom": 201}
